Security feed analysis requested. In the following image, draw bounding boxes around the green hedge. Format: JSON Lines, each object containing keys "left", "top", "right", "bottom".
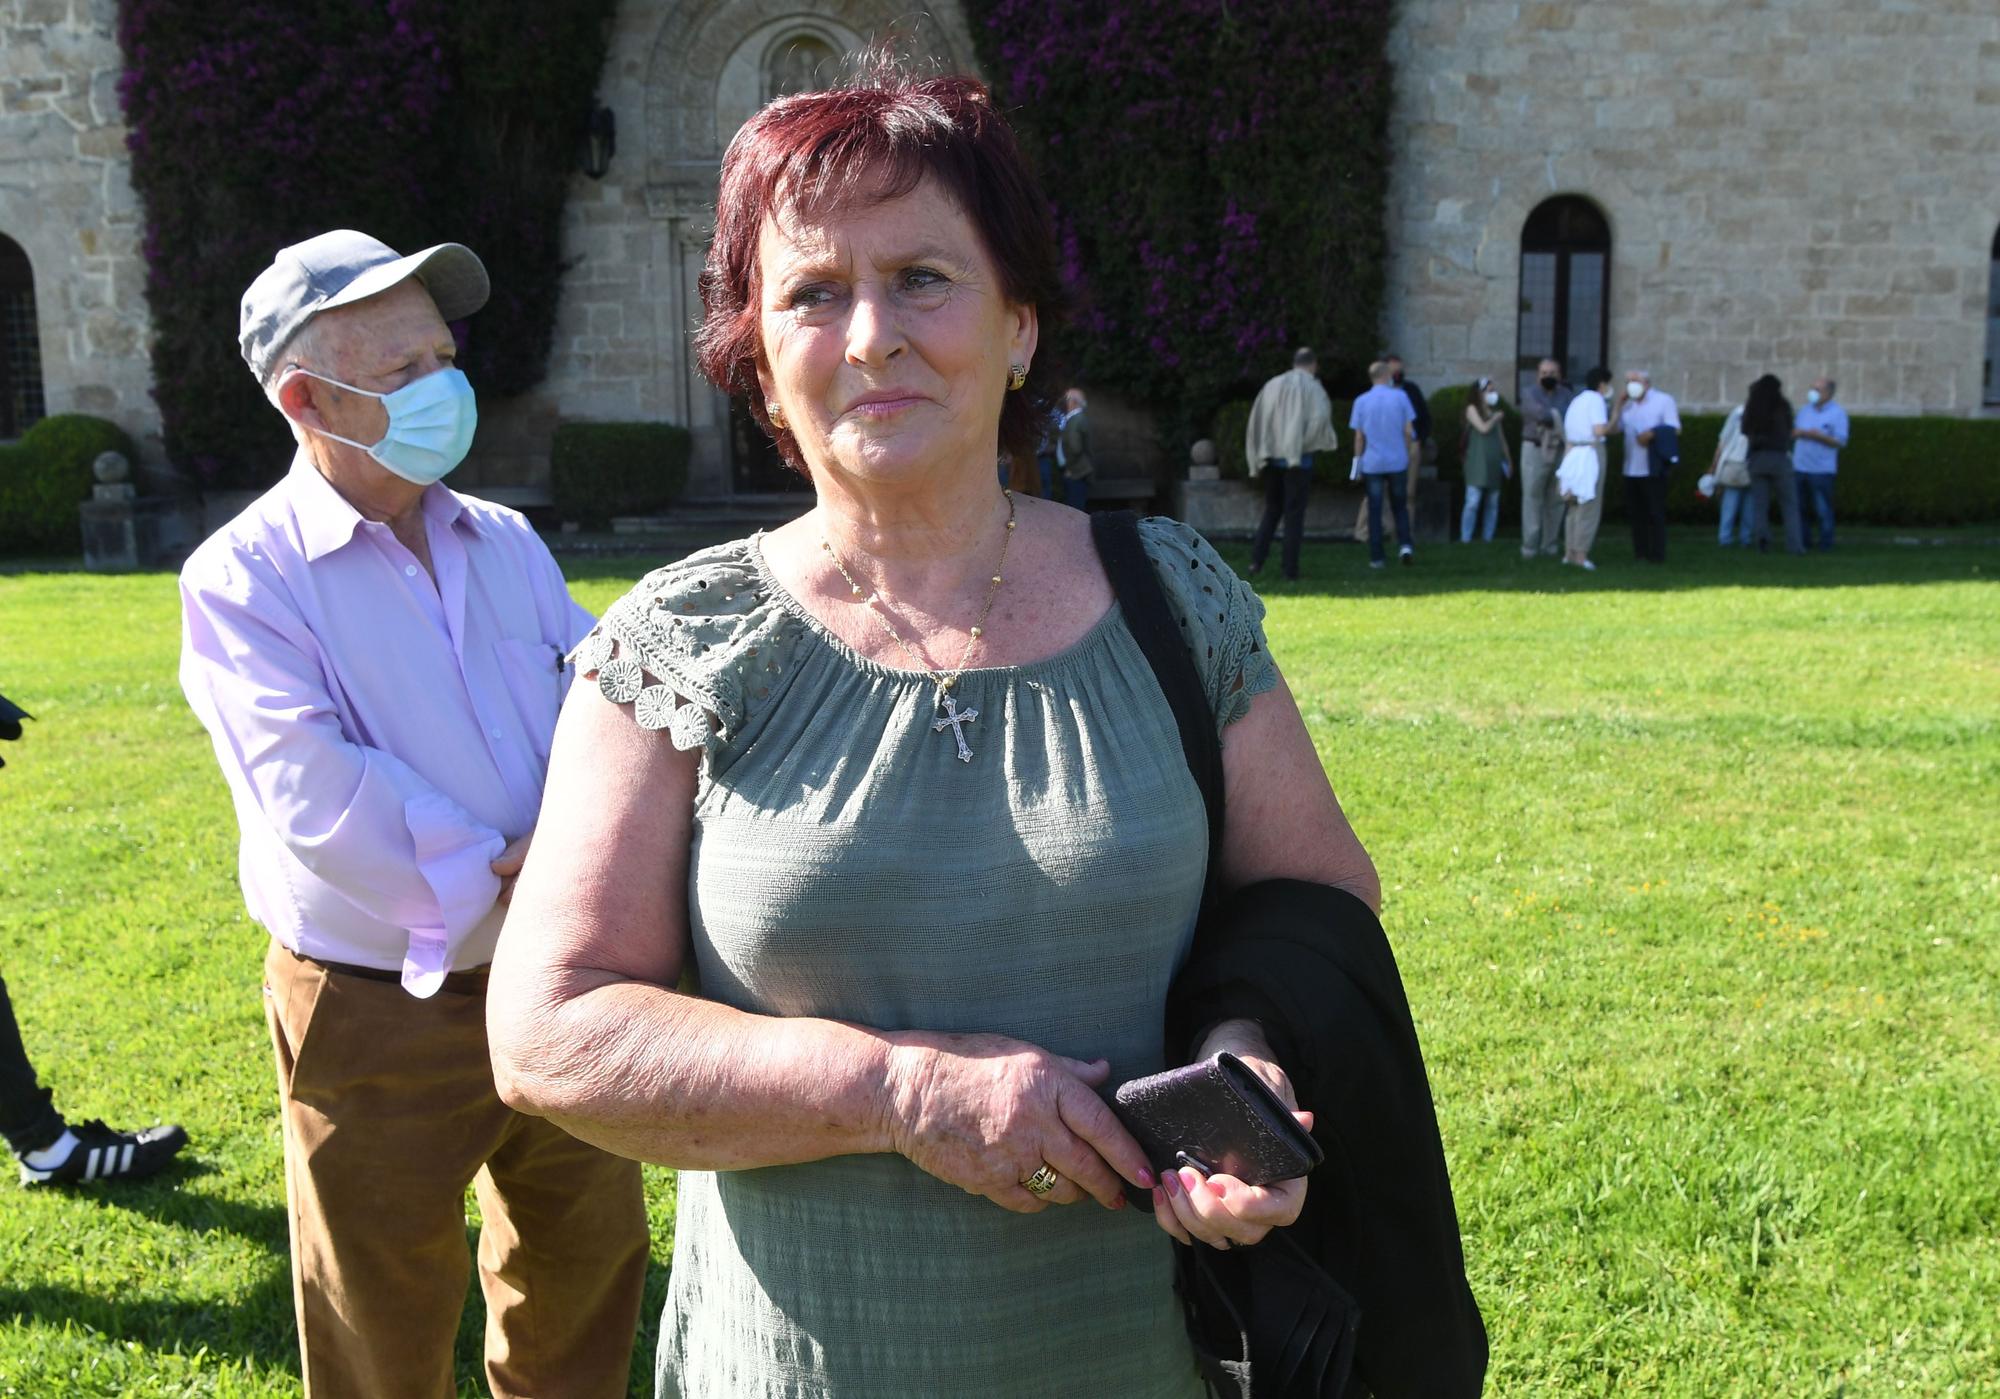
{"left": 0, "top": 415, "right": 138, "bottom": 555}
{"left": 1212, "top": 396, "right": 1355, "bottom": 485}
{"left": 1428, "top": 394, "right": 2000, "bottom": 527}
{"left": 550, "top": 422, "right": 691, "bottom": 529}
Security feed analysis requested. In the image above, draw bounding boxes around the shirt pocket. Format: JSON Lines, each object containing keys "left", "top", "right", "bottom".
{"left": 494, "top": 636, "right": 565, "bottom": 764}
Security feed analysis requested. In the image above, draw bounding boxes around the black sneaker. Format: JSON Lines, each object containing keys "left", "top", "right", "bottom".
{"left": 17, "top": 1119, "right": 188, "bottom": 1186}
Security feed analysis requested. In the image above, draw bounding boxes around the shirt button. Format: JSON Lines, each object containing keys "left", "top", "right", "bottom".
{"left": 490, "top": 727, "right": 503, "bottom": 740}
{"left": 404, "top": 564, "right": 418, "bottom": 577}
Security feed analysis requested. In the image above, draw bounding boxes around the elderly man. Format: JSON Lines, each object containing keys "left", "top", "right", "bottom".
{"left": 1245, "top": 346, "right": 1339, "bottom": 580}
{"left": 1792, "top": 376, "right": 1849, "bottom": 550}
{"left": 1618, "top": 370, "right": 1681, "bottom": 563}
{"left": 1519, "top": 357, "right": 1574, "bottom": 558}
{"left": 1056, "top": 386, "right": 1094, "bottom": 509}
{"left": 178, "top": 231, "right": 647, "bottom": 1398}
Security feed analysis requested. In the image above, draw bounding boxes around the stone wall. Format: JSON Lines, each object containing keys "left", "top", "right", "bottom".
{"left": 1380, "top": 0, "right": 2000, "bottom": 416}
{"left": 0, "top": 0, "right": 157, "bottom": 463}
{"left": 462, "top": 0, "right": 979, "bottom": 503}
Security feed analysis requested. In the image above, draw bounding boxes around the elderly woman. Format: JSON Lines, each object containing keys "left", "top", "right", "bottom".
{"left": 488, "top": 75, "right": 1386, "bottom": 1396}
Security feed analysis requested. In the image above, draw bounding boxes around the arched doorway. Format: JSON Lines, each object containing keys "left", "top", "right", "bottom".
{"left": 642, "top": 3, "right": 968, "bottom": 501}
{"left": 727, "top": 28, "right": 854, "bottom": 495}
{"left": 0, "top": 234, "right": 45, "bottom": 440}
{"left": 1516, "top": 197, "right": 1610, "bottom": 402}
{"left": 1985, "top": 223, "right": 2000, "bottom": 405}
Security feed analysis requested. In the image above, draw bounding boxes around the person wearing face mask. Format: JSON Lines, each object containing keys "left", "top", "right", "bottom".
{"left": 177, "top": 230, "right": 648, "bottom": 1398}
{"left": 1459, "top": 377, "right": 1513, "bottom": 543}
{"left": 1790, "top": 377, "right": 1849, "bottom": 550}
{"left": 1617, "top": 371, "right": 1680, "bottom": 563}
{"left": 1519, "top": 359, "right": 1574, "bottom": 558}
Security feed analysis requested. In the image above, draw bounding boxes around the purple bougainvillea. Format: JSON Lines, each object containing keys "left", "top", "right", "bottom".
{"left": 966, "top": 0, "right": 1392, "bottom": 431}
{"left": 116, "top": 1, "right": 613, "bottom": 488}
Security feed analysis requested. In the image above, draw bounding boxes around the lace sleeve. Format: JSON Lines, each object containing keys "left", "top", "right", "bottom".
{"left": 569, "top": 540, "right": 802, "bottom": 757}
{"left": 1136, "top": 517, "right": 1280, "bottom": 733}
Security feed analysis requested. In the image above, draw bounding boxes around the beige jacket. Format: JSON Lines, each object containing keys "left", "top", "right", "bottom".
{"left": 1245, "top": 368, "right": 1338, "bottom": 477}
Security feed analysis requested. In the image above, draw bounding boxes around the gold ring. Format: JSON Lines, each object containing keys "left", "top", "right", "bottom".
{"left": 1021, "top": 1164, "right": 1061, "bottom": 1198}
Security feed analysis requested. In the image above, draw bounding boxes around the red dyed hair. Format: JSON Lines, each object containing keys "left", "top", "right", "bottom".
{"left": 695, "top": 72, "right": 1066, "bottom": 474}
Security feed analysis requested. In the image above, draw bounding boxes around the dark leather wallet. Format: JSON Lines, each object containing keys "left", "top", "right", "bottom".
{"left": 1113, "top": 1051, "right": 1323, "bottom": 1195}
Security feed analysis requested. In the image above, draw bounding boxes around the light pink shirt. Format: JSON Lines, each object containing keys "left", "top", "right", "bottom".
{"left": 1619, "top": 389, "right": 1681, "bottom": 478}
{"left": 179, "top": 454, "right": 592, "bottom": 996}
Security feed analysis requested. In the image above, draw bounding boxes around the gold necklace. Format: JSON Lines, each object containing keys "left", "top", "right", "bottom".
{"left": 819, "top": 489, "right": 1015, "bottom": 762}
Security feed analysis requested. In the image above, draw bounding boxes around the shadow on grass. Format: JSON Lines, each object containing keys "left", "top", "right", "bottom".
{"left": 6, "top": 1176, "right": 672, "bottom": 1392}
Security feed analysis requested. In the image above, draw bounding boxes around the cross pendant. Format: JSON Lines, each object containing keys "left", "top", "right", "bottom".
{"left": 932, "top": 693, "right": 979, "bottom": 763}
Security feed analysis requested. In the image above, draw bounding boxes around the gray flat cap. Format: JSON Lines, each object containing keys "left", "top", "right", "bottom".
{"left": 239, "top": 229, "right": 490, "bottom": 382}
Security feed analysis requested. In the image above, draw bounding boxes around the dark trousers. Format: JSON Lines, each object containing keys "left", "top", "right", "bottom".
{"left": 1748, "top": 450, "right": 1803, "bottom": 553}
{"left": 1364, "top": 471, "right": 1412, "bottom": 564}
{"left": 1796, "top": 473, "right": 1836, "bottom": 549}
{"left": 1250, "top": 460, "right": 1313, "bottom": 578}
{"left": 0, "top": 972, "right": 63, "bottom": 1155}
{"left": 1628, "top": 472, "right": 1670, "bottom": 562}
{"left": 1063, "top": 473, "right": 1090, "bottom": 511}
{"left": 1037, "top": 453, "right": 1058, "bottom": 500}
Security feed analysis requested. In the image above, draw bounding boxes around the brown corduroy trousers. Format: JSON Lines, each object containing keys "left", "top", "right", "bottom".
{"left": 263, "top": 943, "right": 650, "bottom": 1399}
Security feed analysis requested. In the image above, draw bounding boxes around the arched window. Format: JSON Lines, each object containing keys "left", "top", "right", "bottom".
{"left": 765, "top": 34, "right": 838, "bottom": 102}
{"left": 0, "top": 234, "right": 45, "bottom": 440}
{"left": 1517, "top": 197, "right": 1610, "bottom": 402}
{"left": 1985, "top": 223, "right": 2000, "bottom": 405}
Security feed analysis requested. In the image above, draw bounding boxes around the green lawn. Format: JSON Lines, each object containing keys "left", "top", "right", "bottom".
{"left": 1, "top": 526, "right": 1995, "bottom": 1396}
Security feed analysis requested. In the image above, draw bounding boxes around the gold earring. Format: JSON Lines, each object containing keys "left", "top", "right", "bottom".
{"left": 1007, "top": 363, "right": 1028, "bottom": 391}
{"left": 766, "top": 401, "right": 787, "bottom": 429}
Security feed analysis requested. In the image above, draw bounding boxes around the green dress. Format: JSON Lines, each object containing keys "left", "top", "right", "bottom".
{"left": 578, "top": 518, "right": 1277, "bottom": 1399}
{"left": 1463, "top": 416, "right": 1507, "bottom": 491}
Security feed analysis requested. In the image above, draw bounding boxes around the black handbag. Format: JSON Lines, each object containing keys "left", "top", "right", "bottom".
{"left": 1090, "top": 511, "right": 1362, "bottom": 1399}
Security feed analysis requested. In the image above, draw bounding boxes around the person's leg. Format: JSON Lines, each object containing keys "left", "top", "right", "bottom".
{"left": 1572, "top": 450, "right": 1605, "bottom": 560}
{"left": 1778, "top": 459, "right": 1804, "bottom": 553}
{"left": 1748, "top": 465, "right": 1773, "bottom": 550}
{"left": 475, "top": 1116, "right": 649, "bottom": 1399}
{"left": 1481, "top": 485, "right": 1501, "bottom": 541}
{"left": 1794, "top": 473, "right": 1816, "bottom": 548}
{"left": 1365, "top": 474, "right": 1387, "bottom": 565}
{"left": 1718, "top": 487, "right": 1741, "bottom": 546}
{"left": 1249, "top": 465, "right": 1285, "bottom": 572}
{"left": 1389, "top": 472, "right": 1414, "bottom": 559}
{"left": 0, "top": 973, "right": 62, "bottom": 1156}
{"left": 1627, "top": 474, "right": 1649, "bottom": 560}
{"left": 1065, "top": 476, "right": 1089, "bottom": 511}
{"left": 1280, "top": 467, "right": 1311, "bottom": 579}
{"left": 1037, "top": 454, "right": 1056, "bottom": 501}
{"left": 1460, "top": 485, "right": 1479, "bottom": 544}
{"left": 1520, "top": 444, "right": 1548, "bottom": 556}
{"left": 265, "top": 944, "right": 514, "bottom": 1399}
{"left": 1645, "top": 474, "right": 1670, "bottom": 562}
{"left": 1806, "top": 474, "right": 1836, "bottom": 549}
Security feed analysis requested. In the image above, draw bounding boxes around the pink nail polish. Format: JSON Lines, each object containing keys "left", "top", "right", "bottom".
{"left": 1137, "top": 1168, "right": 1157, "bottom": 1189}
{"left": 1151, "top": 1186, "right": 1166, "bottom": 1209}
{"left": 1180, "top": 1168, "right": 1203, "bottom": 1196}
{"left": 1163, "top": 1171, "right": 1181, "bottom": 1199}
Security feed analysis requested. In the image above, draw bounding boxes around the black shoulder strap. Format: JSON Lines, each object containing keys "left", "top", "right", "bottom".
{"left": 1090, "top": 511, "right": 1224, "bottom": 890}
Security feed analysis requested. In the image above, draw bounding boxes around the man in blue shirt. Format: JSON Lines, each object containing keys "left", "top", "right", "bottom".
{"left": 1350, "top": 360, "right": 1419, "bottom": 568}
{"left": 1791, "top": 377, "right": 1849, "bottom": 550}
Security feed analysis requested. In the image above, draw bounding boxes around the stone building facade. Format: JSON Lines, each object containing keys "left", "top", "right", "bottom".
{"left": 1380, "top": 0, "right": 2000, "bottom": 416}
{"left": 3, "top": 1, "right": 1997, "bottom": 502}
{"left": 0, "top": 0, "right": 156, "bottom": 467}
{"left": 468, "top": 1, "right": 980, "bottom": 504}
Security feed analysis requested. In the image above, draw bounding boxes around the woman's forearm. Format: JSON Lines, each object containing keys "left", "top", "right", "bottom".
{"left": 493, "top": 974, "right": 914, "bottom": 1169}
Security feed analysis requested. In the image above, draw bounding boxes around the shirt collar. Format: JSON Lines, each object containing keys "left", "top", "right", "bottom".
{"left": 284, "top": 452, "right": 476, "bottom": 563}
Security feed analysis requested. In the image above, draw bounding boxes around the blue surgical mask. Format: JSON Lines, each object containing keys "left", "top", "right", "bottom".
{"left": 286, "top": 366, "right": 478, "bottom": 485}
{"left": 1806, "top": 389, "right": 1822, "bottom": 406}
